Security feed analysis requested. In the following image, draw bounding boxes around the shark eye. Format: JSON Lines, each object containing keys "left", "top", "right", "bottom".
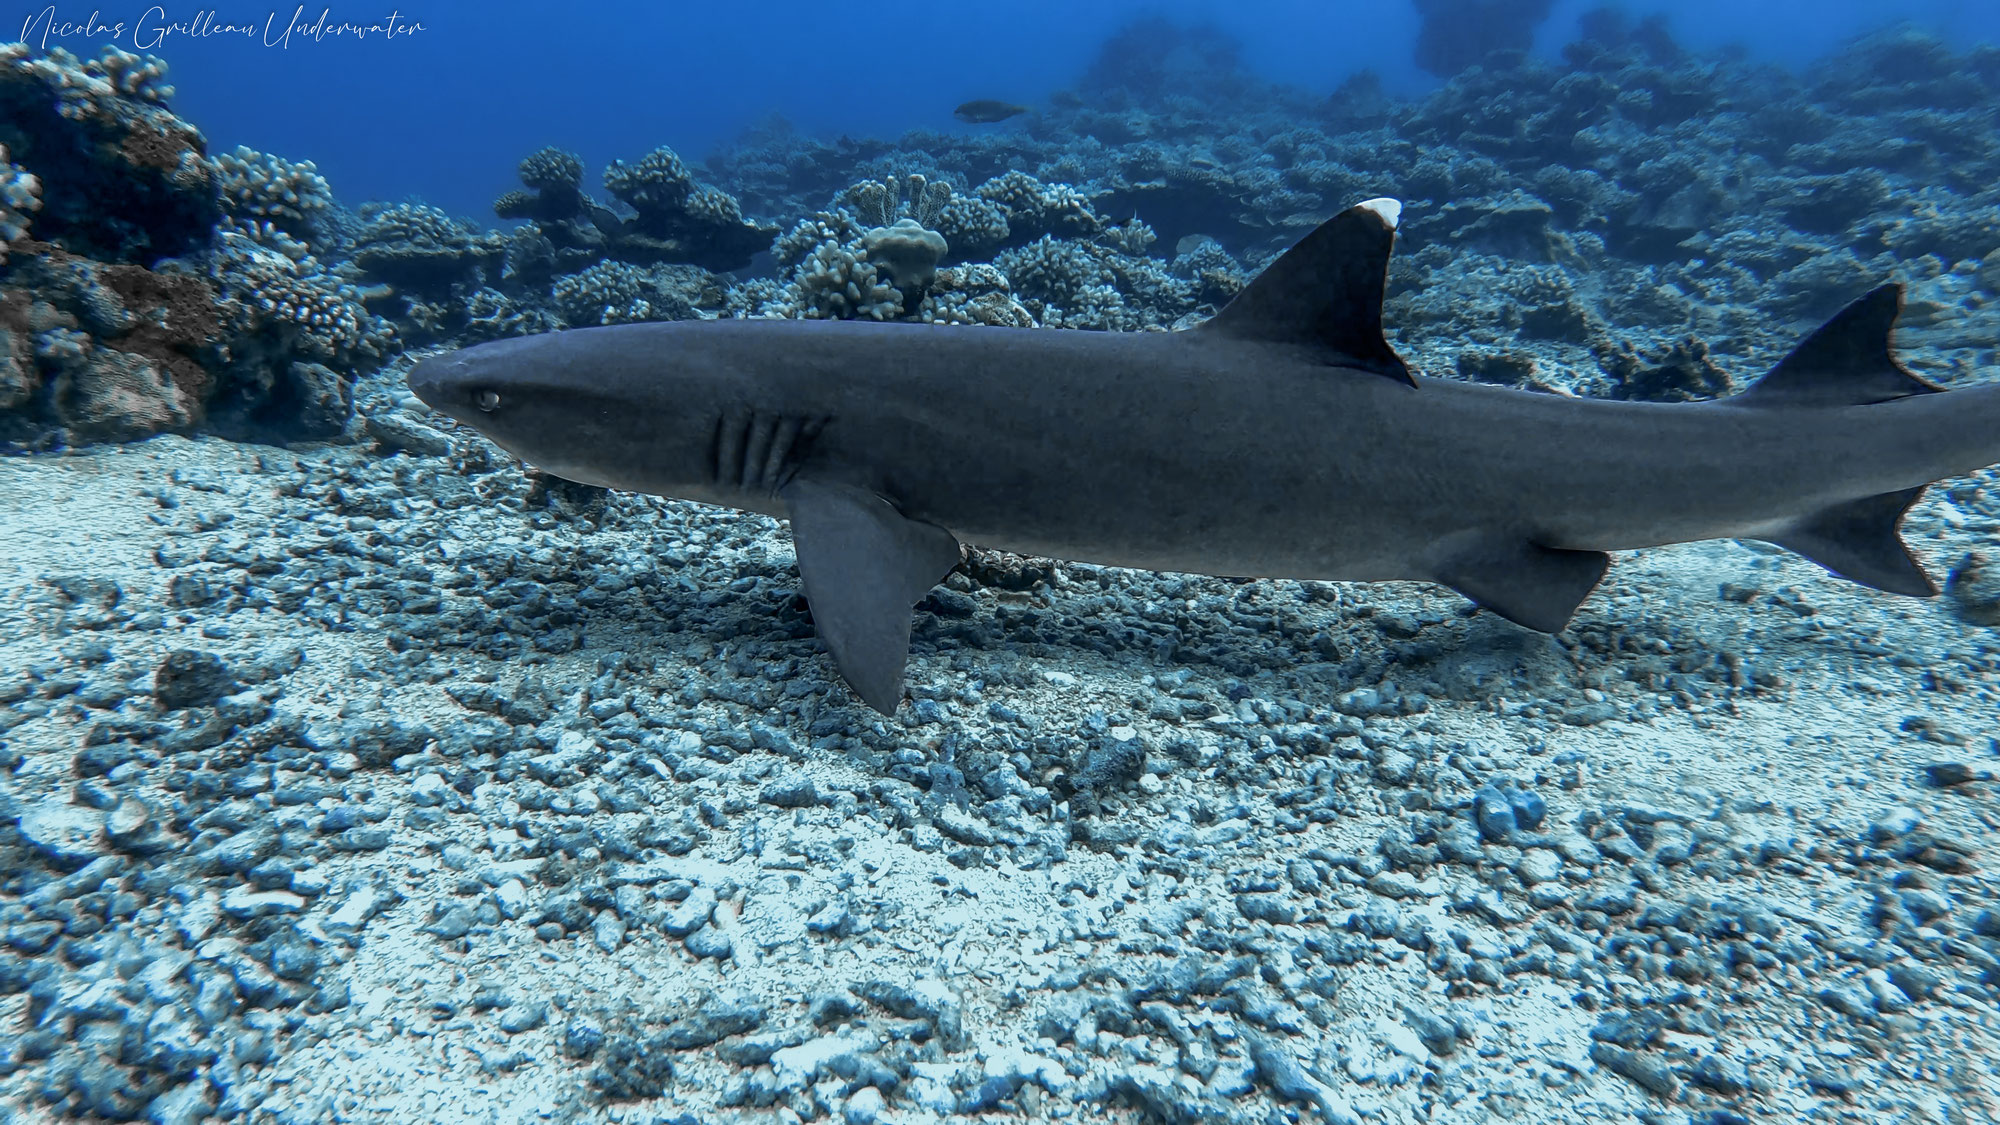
{"left": 474, "top": 390, "right": 500, "bottom": 412}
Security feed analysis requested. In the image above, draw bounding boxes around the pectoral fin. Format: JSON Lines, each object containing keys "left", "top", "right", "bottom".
{"left": 1433, "top": 537, "right": 1611, "bottom": 633}
{"left": 780, "top": 479, "right": 963, "bottom": 713}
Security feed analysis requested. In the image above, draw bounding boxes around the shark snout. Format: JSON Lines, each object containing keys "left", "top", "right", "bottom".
{"left": 406, "top": 353, "right": 471, "bottom": 414}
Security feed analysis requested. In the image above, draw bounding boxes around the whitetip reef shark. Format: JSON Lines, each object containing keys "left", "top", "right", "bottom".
{"left": 409, "top": 198, "right": 2000, "bottom": 714}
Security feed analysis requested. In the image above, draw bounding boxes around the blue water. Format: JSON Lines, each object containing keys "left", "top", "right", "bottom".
{"left": 11, "top": 0, "right": 1999, "bottom": 219}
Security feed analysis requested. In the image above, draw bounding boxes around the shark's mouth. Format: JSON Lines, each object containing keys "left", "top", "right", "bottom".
{"left": 528, "top": 459, "right": 624, "bottom": 490}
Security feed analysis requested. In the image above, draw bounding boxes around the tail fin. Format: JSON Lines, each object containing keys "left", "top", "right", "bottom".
{"left": 1737, "top": 283, "right": 1943, "bottom": 597}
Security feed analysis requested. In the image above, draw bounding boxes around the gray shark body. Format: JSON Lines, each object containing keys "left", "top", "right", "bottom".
{"left": 411, "top": 199, "right": 2000, "bottom": 712}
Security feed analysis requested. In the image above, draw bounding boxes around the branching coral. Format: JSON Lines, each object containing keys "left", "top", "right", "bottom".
{"left": 550, "top": 260, "right": 719, "bottom": 326}
{"left": 918, "top": 264, "right": 1035, "bottom": 327}
{"left": 976, "top": 171, "right": 1105, "bottom": 240}
{"left": 90, "top": 47, "right": 174, "bottom": 103}
{"left": 604, "top": 145, "right": 697, "bottom": 214}
{"left": 933, "top": 196, "right": 1010, "bottom": 260}
{"left": 995, "top": 234, "right": 1191, "bottom": 330}
{"left": 794, "top": 242, "right": 903, "bottom": 320}
{"left": 520, "top": 146, "right": 584, "bottom": 195}
{"left": 1171, "top": 236, "right": 1247, "bottom": 308}
{"left": 212, "top": 231, "right": 393, "bottom": 365}
{"left": 599, "top": 144, "right": 774, "bottom": 271}
{"left": 773, "top": 214, "right": 863, "bottom": 269}
{"left": 496, "top": 145, "right": 589, "bottom": 224}
{"left": 463, "top": 287, "right": 561, "bottom": 342}
{"left": 1097, "top": 219, "right": 1157, "bottom": 257}
{"left": 685, "top": 187, "right": 744, "bottom": 225}
{"left": 0, "top": 43, "right": 174, "bottom": 121}
{"left": 808, "top": 174, "right": 957, "bottom": 307}
{"left": 1598, "top": 335, "right": 1733, "bottom": 402}
{"left": 552, "top": 260, "right": 657, "bottom": 326}
{"left": 215, "top": 145, "right": 333, "bottom": 247}
{"left": 741, "top": 241, "right": 902, "bottom": 321}
{"left": 845, "top": 173, "right": 953, "bottom": 230}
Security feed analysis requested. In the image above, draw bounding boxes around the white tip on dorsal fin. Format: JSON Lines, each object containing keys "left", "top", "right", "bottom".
{"left": 1357, "top": 197, "right": 1402, "bottom": 230}
{"left": 1193, "top": 196, "right": 1414, "bottom": 386}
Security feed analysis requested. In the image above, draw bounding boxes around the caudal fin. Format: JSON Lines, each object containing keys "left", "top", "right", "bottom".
{"left": 1733, "top": 284, "right": 1944, "bottom": 596}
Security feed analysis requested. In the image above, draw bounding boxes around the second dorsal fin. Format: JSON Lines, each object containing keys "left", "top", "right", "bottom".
{"left": 1736, "top": 284, "right": 1942, "bottom": 408}
{"left": 1196, "top": 197, "right": 1414, "bottom": 387}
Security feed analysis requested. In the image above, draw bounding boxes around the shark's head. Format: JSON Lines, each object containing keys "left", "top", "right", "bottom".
{"left": 407, "top": 327, "right": 721, "bottom": 492}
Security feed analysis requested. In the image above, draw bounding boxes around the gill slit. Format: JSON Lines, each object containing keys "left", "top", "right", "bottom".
{"left": 708, "top": 409, "right": 828, "bottom": 495}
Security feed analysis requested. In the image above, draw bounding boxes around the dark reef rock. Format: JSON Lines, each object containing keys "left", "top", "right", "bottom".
{"left": 1599, "top": 337, "right": 1735, "bottom": 403}
{"left": 0, "top": 244, "right": 219, "bottom": 443}
{"left": 0, "top": 46, "right": 219, "bottom": 265}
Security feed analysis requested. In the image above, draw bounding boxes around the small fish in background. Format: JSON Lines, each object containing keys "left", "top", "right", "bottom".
{"left": 1048, "top": 89, "right": 1084, "bottom": 109}
{"left": 953, "top": 99, "right": 1030, "bottom": 124}
{"left": 584, "top": 203, "right": 623, "bottom": 238}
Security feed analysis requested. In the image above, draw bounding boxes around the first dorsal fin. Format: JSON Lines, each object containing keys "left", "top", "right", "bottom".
{"left": 1737, "top": 284, "right": 1943, "bottom": 408}
{"left": 1197, "top": 197, "right": 1415, "bottom": 388}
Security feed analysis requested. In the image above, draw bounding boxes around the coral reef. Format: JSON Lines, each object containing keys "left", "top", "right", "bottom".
{"left": 768, "top": 241, "right": 903, "bottom": 321}
{"left": 600, "top": 144, "right": 775, "bottom": 271}
{"left": 0, "top": 43, "right": 216, "bottom": 263}
{"left": 975, "top": 171, "right": 1105, "bottom": 242}
{"left": 213, "top": 145, "right": 332, "bottom": 249}
{"left": 846, "top": 172, "right": 952, "bottom": 230}
{"left": 462, "top": 286, "right": 560, "bottom": 342}
{"left": 932, "top": 194, "right": 1009, "bottom": 260}
{"left": 13, "top": 14, "right": 2000, "bottom": 447}
{"left": 917, "top": 263, "right": 1035, "bottom": 327}
{"left": 1598, "top": 336, "right": 1735, "bottom": 402}
{"left": 480, "top": 142, "right": 771, "bottom": 330}
{"left": 740, "top": 174, "right": 962, "bottom": 322}
{"left": 354, "top": 202, "right": 504, "bottom": 292}
{"left": 863, "top": 219, "right": 947, "bottom": 306}
{"left": 550, "top": 260, "right": 723, "bottom": 326}
{"left": 0, "top": 142, "right": 41, "bottom": 262}
{"left": 842, "top": 176, "right": 956, "bottom": 305}
{"left": 497, "top": 145, "right": 587, "bottom": 223}
{"left": 0, "top": 244, "right": 218, "bottom": 442}
{"left": 350, "top": 202, "right": 506, "bottom": 343}
{"left": 993, "top": 233, "right": 1193, "bottom": 330}
{"left": 493, "top": 145, "right": 606, "bottom": 282}
{"left": 203, "top": 231, "right": 394, "bottom": 438}
{"left": 210, "top": 232, "right": 389, "bottom": 365}
{"left": 0, "top": 42, "right": 423, "bottom": 447}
